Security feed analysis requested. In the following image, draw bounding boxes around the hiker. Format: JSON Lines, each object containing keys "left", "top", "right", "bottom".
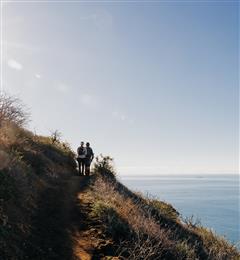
{"left": 77, "top": 141, "right": 87, "bottom": 175}
{"left": 85, "top": 142, "right": 94, "bottom": 176}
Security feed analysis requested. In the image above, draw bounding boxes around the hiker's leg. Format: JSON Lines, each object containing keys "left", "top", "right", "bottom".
{"left": 80, "top": 160, "right": 84, "bottom": 175}
{"left": 80, "top": 159, "right": 83, "bottom": 175}
{"left": 85, "top": 166, "right": 89, "bottom": 176}
{"left": 77, "top": 159, "right": 81, "bottom": 175}
{"left": 85, "top": 159, "right": 90, "bottom": 176}
{"left": 78, "top": 159, "right": 82, "bottom": 175}
{"left": 86, "top": 162, "right": 91, "bottom": 176}
{"left": 83, "top": 162, "right": 86, "bottom": 175}
{"left": 78, "top": 161, "right": 81, "bottom": 175}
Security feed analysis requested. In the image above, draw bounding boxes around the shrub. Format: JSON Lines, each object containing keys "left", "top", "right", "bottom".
{"left": 0, "top": 93, "right": 29, "bottom": 127}
{"left": 93, "top": 154, "right": 116, "bottom": 179}
{"left": 146, "top": 197, "right": 180, "bottom": 221}
{"left": 93, "top": 154, "right": 116, "bottom": 178}
{"left": 50, "top": 130, "right": 62, "bottom": 144}
{"left": 118, "top": 232, "right": 174, "bottom": 260}
{"left": 175, "top": 240, "right": 198, "bottom": 260}
{"left": 91, "top": 201, "right": 130, "bottom": 240}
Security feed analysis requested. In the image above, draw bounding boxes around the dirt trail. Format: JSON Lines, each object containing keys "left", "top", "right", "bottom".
{"left": 66, "top": 176, "right": 94, "bottom": 260}
{"left": 22, "top": 176, "right": 99, "bottom": 260}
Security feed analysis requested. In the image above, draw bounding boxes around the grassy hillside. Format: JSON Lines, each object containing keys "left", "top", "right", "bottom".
{"left": 0, "top": 123, "right": 77, "bottom": 259}
{"left": 0, "top": 94, "right": 239, "bottom": 260}
{"left": 0, "top": 94, "right": 77, "bottom": 258}
{"left": 82, "top": 162, "right": 240, "bottom": 260}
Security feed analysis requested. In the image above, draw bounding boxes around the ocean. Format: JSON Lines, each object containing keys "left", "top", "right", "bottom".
{"left": 119, "top": 174, "right": 239, "bottom": 244}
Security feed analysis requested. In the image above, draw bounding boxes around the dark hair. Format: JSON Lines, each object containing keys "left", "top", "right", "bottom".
{"left": 86, "top": 142, "right": 90, "bottom": 146}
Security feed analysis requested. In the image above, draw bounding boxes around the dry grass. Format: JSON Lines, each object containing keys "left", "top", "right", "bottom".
{"left": 192, "top": 226, "right": 240, "bottom": 260}
{"left": 0, "top": 96, "right": 77, "bottom": 259}
{"left": 87, "top": 161, "right": 240, "bottom": 260}
{"left": 91, "top": 178, "right": 168, "bottom": 240}
{"left": 88, "top": 176, "right": 198, "bottom": 259}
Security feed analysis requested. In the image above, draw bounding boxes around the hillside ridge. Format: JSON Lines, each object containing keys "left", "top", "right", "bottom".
{"left": 0, "top": 122, "right": 239, "bottom": 259}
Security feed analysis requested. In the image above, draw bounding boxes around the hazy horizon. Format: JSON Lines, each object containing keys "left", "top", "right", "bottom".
{"left": 2, "top": 1, "right": 239, "bottom": 175}
{"left": 119, "top": 172, "right": 239, "bottom": 176}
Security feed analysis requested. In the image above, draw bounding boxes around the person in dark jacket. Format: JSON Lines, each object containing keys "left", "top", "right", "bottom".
{"left": 85, "top": 142, "right": 94, "bottom": 176}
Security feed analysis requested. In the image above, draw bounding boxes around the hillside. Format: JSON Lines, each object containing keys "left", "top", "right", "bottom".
{"left": 0, "top": 95, "right": 239, "bottom": 260}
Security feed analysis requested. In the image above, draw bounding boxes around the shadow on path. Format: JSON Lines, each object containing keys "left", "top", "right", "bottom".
{"left": 21, "top": 176, "right": 91, "bottom": 260}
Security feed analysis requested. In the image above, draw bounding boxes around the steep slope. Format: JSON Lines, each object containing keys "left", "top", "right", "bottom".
{"left": 1, "top": 124, "right": 239, "bottom": 260}
{"left": 0, "top": 123, "right": 77, "bottom": 259}
{"left": 80, "top": 170, "right": 240, "bottom": 260}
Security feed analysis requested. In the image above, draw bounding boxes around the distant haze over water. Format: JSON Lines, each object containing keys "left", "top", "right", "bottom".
{"left": 120, "top": 174, "right": 239, "bottom": 244}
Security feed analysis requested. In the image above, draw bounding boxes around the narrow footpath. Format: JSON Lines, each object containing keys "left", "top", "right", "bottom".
{"left": 22, "top": 176, "right": 103, "bottom": 260}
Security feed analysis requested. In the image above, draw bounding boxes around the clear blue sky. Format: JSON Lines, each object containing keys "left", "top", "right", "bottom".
{"left": 3, "top": 1, "right": 239, "bottom": 175}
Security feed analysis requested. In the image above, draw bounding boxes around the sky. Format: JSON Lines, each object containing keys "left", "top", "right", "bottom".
{"left": 1, "top": 0, "right": 239, "bottom": 175}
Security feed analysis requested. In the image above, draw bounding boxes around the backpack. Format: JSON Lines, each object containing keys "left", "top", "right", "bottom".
{"left": 78, "top": 147, "right": 85, "bottom": 156}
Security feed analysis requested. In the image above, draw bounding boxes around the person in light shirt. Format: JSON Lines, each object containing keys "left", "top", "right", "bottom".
{"left": 77, "top": 141, "right": 87, "bottom": 175}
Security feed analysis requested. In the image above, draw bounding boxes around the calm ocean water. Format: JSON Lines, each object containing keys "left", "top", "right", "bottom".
{"left": 120, "top": 174, "right": 239, "bottom": 244}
